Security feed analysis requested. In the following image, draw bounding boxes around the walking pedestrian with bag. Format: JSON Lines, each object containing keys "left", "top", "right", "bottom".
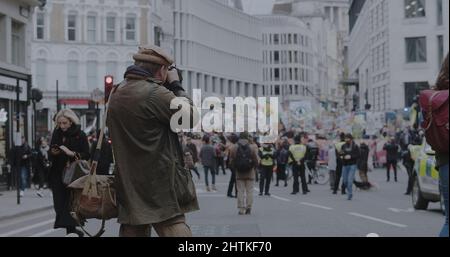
{"left": 421, "top": 53, "right": 448, "bottom": 237}
{"left": 49, "top": 109, "right": 90, "bottom": 237}
{"left": 229, "top": 132, "right": 259, "bottom": 215}
{"left": 340, "top": 134, "right": 360, "bottom": 200}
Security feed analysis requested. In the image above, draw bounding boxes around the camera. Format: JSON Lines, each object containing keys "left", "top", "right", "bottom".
{"left": 168, "top": 65, "right": 183, "bottom": 84}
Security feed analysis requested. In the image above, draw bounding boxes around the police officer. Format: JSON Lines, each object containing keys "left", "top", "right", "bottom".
{"left": 259, "top": 143, "right": 275, "bottom": 196}
{"left": 289, "top": 133, "right": 309, "bottom": 195}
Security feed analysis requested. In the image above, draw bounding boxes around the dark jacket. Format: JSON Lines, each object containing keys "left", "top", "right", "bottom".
{"left": 383, "top": 142, "right": 399, "bottom": 162}
{"left": 49, "top": 124, "right": 90, "bottom": 229}
{"left": 340, "top": 142, "right": 360, "bottom": 166}
{"left": 10, "top": 143, "right": 32, "bottom": 168}
{"left": 107, "top": 73, "right": 199, "bottom": 225}
{"left": 357, "top": 143, "right": 370, "bottom": 171}
{"left": 186, "top": 142, "right": 199, "bottom": 163}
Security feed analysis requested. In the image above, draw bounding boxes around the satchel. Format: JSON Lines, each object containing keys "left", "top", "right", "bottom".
{"left": 174, "top": 163, "right": 197, "bottom": 206}
{"left": 67, "top": 85, "right": 119, "bottom": 237}
{"left": 62, "top": 159, "right": 90, "bottom": 186}
{"left": 419, "top": 89, "right": 449, "bottom": 153}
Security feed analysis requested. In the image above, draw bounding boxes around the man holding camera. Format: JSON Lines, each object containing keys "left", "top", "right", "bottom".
{"left": 107, "top": 45, "right": 199, "bottom": 237}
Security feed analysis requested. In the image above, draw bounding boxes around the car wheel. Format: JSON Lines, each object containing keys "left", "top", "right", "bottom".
{"left": 412, "top": 175, "right": 429, "bottom": 210}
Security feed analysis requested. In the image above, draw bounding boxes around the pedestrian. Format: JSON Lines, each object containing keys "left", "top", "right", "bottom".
{"left": 259, "top": 143, "right": 275, "bottom": 196}
{"left": 333, "top": 133, "right": 346, "bottom": 195}
{"left": 274, "top": 140, "right": 289, "bottom": 187}
{"left": 48, "top": 109, "right": 90, "bottom": 237}
{"left": 305, "top": 139, "right": 319, "bottom": 184}
{"left": 226, "top": 133, "right": 238, "bottom": 198}
{"left": 289, "top": 133, "right": 309, "bottom": 195}
{"left": 431, "top": 53, "right": 449, "bottom": 237}
{"left": 10, "top": 136, "right": 32, "bottom": 197}
{"left": 215, "top": 138, "right": 227, "bottom": 175}
{"left": 229, "top": 132, "right": 259, "bottom": 215}
{"left": 357, "top": 140, "right": 370, "bottom": 189}
{"left": 185, "top": 137, "right": 201, "bottom": 180}
{"left": 327, "top": 143, "right": 337, "bottom": 191}
{"left": 340, "top": 134, "right": 360, "bottom": 200}
{"left": 35, "top": 137, "right": 50, "bottom": 197}
{"left": 200, "top": 136, "right": 217, "bottom": 192}
{"left": 384, "top": 137, "right": 399, "bottom": 182}
{"left": 107, "top": 45, "right": 199, "bottom": 237}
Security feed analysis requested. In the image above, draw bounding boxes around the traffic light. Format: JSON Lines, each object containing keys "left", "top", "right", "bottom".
{"left": 104, "top": 75, "right": 114, "bottom": 103}
{"left": 31, "top": 88, "right": 43, "bottom": 102}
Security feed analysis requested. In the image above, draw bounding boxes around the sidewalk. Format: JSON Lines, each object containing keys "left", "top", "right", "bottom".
{"left": 0, "top": 189, "right": 53, "bottom": 222}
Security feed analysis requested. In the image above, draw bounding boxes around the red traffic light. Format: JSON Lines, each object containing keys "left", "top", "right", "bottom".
{"left": 104, "top": 75, "right": 114, "bottom": 103}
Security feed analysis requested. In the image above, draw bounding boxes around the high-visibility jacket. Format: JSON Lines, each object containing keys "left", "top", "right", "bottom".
{"left": 260, "top": 147, "right": 274, "bottom": 166}
{"left": 335, "top": 142, "right": 345, "bottom": 154}
{"left": 289, "top": 144, "right": 306, "bottom": 163}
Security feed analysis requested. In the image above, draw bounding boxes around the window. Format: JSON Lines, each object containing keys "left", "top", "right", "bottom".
{"left": 106, "top": 16, "right": 116, "bottom": 42}
{"left": 273, "top": 34, "right": 279, "bottom": 45}
{"left": 274, "top": 68, "right": 280, "bottom": 81}
{"left": 154, "top": 26, "right": 162, "bottom": 46}
{"left": 87, "top": 61, "right": 98, "bottom": 90}
{"left": 67, "top": 14, "right": 77, "bottom": 41}
{"left": 126, "top": 16, "right": 136, "bottom": 41}
{"left": 36, "top": 13, "right": 45, "bottom": 39}
{"left": 405, "top": 0, "right": 425, "bottom": 18}
{"left": 35, "top": 59, "right": 46, "bottom": 88}
{"left": 405, "top": 82, "right": 429, "bottom": 107}
{"left": 437, "top": 0, "right": 443, "bottom": 25}
{"left": 438, "top": 35, "right": 444, "bottom": 68}
{"left": 11, "top": 21, "right": 24, "bottom": 66}
{"left": 106, "top": 61, "right": 117, "bottom": 80}
{"left": 293, "top": 34, "right": 298, "bottom": 44}
{"left": 274, "top": 51, "right": 279, "bottom": 64}
{"left": 406, "top": 37, "right": 427, "bottom": 63}
{"left": 67, "top": 60, "right": 79, "bottom": 89}
{"left": 274, "top": 86, "right": 280, "bottom": 96}
{"left": 87, "top": 15, "right": 96, "bottom": 42}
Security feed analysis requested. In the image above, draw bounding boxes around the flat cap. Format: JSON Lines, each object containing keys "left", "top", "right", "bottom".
{"left": 133, "top": 45, "right": 174, "bottom": 66}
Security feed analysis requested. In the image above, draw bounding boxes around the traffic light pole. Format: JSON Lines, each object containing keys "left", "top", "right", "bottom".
{"left": 16, "top": 79, "right": 20, "bottom": 205}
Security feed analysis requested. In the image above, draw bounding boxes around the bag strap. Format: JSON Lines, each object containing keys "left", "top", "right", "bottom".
{"left": 71, "top": 211, "right": 106, "bottom": 237}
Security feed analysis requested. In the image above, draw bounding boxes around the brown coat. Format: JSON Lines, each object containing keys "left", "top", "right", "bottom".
{"left": 229, "top": 139, "right": 259, "bottom": 180}
{"left": 107, "top": 77, "right": 199, "bottom": 225}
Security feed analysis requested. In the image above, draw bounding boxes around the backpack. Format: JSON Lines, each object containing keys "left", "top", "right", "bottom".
{"left": 277, "top": 148, "right": 289, "bottom": 165}
{"left": 234, "top": 143, "right": 254, "bottom": 173}
{"left": 419, "top": 89, "right": 449, "bottom": 153}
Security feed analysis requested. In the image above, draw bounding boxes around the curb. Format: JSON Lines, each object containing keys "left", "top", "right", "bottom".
{"left": 0, "top": 205, "right": 53, "bottom": 223}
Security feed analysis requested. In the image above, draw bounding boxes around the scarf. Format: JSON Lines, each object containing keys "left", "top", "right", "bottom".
{"left": 124, "top": 65, "right": 153, "bottom": 79}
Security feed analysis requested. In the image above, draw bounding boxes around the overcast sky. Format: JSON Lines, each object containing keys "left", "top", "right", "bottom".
{"left": 241, "top": 0, "right": 276, "bottom": 15}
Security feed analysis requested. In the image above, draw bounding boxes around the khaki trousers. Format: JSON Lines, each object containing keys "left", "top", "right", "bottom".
{"left": 119, "top": 215, "right": 192, "bottom": 237}
{"left": 236, "top": 179, "right": 254, "bottom": 210}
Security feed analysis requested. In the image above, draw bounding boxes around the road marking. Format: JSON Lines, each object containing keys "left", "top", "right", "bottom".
{"left": 300, "top": 202, "right": 333, "bottom": 210}
{"left": 197, "top": 194, "right": 226, "bottom": 198}
{"left": 272, "top": 195, "right": 292, "bottom": 202}
{"left": 29, "top": 228, "right": 60, "bottom": 237}
{"left": 0, "top": 219, "right": 54, "bottom": 237}
{"left": 348, "top": 212, "right": 407, "bottom": 228}
{"left": 0, "top": 211, "right": 54, "bottom": 229}
{"left": 388, "top": 208, "right": 415, "bottom": 213}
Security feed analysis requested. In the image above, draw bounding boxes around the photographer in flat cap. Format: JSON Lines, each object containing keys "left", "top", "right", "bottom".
{"left": 107, "top": 45, "right": 199, "bottom": 237}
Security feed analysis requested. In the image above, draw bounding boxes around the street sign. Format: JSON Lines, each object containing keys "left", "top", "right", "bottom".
{"left": 91, "top": 88, "right": 103, "bottom": 103}
{"left": 0, "top": 108, "right": 7, "bottom": 122}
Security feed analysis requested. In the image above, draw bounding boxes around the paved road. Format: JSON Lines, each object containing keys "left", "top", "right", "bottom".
{"left": 0, "top": 166, "right": 444, "bottom": 237}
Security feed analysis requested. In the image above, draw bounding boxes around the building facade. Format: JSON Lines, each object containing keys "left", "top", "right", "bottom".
{"left": 31, "top": 0, "right": 172, "bottom": 136}
{"left": 173, "top": 0, "right": 264, "bottom": 100}
{"left": 272, "top": 0, "right": 348, "bottom": 110}
{"left": 348, "top": 0, "right": 449, "bottom": 112}
{"left": 259, "top": 15, "right": 315, "bottom": 103}
{"left": 1, "top": 0, "right": 40, "bottom": 190}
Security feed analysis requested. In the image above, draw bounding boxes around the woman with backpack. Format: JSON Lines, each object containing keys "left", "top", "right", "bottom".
{"left": 429, "top": 53, "right": 449, "bottom": 237}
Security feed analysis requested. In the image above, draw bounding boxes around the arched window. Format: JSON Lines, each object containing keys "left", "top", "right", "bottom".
{"left": 86, "top": 52, "right": 99, "bottom": 90}
{"left": 67, "top": 51, "right": 79, "bottom": 89}
{"left": 106, "top": 52, "right": 119, "bottom": 80}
